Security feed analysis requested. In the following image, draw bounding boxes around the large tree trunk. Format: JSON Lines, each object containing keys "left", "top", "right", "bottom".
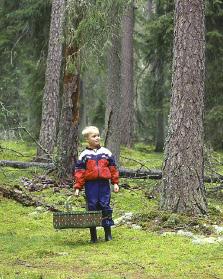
{"left": 120, "top": 0, "right": 135, "bottom": 148}
{"left": 37, "top": 0, "right": 65, "bottom": 160}
{"left": 56, "top": 46, "right": 80, "bottom": 178}
{"left": 104, "top": 5, "right": 121, "bottom": 164}
{"left": 160, "top": 0, "right": 207, "bottom": 215}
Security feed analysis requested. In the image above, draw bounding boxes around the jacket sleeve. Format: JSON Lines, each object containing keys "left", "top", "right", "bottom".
{"left": 73, "top": 156, "right": 86, "bottom": 190}
{"left": 108, "top": 154, "right": 119, "bottom": 185}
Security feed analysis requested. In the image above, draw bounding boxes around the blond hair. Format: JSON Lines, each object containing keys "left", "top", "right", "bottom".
{"left": 82, "top": 126, "right": 99, "bottom": 138}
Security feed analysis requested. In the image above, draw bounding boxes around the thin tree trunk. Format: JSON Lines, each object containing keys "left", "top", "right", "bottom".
{"left": 120, "top": 1, "right": 135, "bottom": 147}
{"left": 161, "top": 0, "right": 207, "bottom": 215}
{"left": 147, "top": 0, "right": 153, "bottom": 18}
{"left": 104, "top": 5, "right": 121, "bottom": 164}
{"left": 155, "top": 107, "right": 164, "bottom": 152}
{"left": 154, "top": 58, "right": 164, "bottom": 152}
{"left": 57, "top": 46, "right": 80, "bottom": 178}
{"left": 37, "top": 0, "right": 65, "bottom": 160}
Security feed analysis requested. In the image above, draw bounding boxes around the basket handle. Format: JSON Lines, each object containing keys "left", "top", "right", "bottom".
{"left": 64, "top": 196, "right": 74, "bottom": 212}
{"left": 64, "top": 195, "right": 85, "bottom": 212}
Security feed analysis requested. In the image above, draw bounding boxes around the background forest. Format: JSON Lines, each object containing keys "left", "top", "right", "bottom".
{"left": 0, "top": 0, "right": 222, "bottom": 150}
{"left": 1, "top": 1, "right": 223, "bottom": 278}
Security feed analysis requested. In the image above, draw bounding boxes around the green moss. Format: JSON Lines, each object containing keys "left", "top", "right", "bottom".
{"left": 1, "top": 140, "right": 223, "bottom": 278}
{"left": 1, "top": 199, "right": 223, "bottom": 279}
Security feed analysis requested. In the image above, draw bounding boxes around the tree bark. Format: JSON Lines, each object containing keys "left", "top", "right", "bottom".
{"left": 37, "top": 0, "right": 65, "bottom": 160}
{"left": 56, "top": 45, "right": 80, "bottom": 179}
{"left": 161, "top": 0, "right": 207, "bottom": 215}
{"left": 104, "top": 4, "right": 121, "bottom": 164}
{"left": 120, "top": 1, "right": 135, "bottom": 147}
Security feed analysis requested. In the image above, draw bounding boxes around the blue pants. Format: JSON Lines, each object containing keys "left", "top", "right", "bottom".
{"left": 85, "top": 180, "right": 114, "bottom": 227}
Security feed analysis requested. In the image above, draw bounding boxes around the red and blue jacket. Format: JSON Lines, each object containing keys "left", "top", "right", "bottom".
{"left": 73, "top": 146, "right": 119, "bottom": 190}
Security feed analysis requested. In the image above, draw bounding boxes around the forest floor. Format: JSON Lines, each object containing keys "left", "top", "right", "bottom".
{"left": 0, "top": 141, "right": 223, "bottom": 279}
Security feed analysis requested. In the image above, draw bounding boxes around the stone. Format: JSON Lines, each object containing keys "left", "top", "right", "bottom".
{"left": 114, "top": 217, "right": 124, "bottom": 225}
{"left": 131, "top": 224, "right": 142, "bottom": 230}
{"left": 161, "top": 232, "right": 176, "bottom": 236}
{"left": 57, "top": 252, "right": 69, "bottom": 256}
{"left": 192, "top": 237, "right": 217, "bottom": 245}
{"left": 36, "top": 206, "right": 44, "bottom": 212}
{"left": 177, "top": 230, "right": 194, "bottom": 238}
{"left": 212, "top": 225, "right": 223, "bottom": 235}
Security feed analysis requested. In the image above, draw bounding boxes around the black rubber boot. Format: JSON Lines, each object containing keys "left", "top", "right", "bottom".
{"left": 104, "top": 226, "right": 112, "bottom": 241}
{"left": 90, "top": 227, "right": 97, "bottom": 243}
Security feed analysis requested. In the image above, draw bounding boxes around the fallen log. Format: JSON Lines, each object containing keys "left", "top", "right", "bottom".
{"left": 0, "top": 185, "right": 59, "bottom": 212}
{"left": 119, "top": 168, "right": 223, "bottom": 183}
{"left": 0, "top": 160, "right": 55, "bottom": 169}
{"left": 0, "top": 160, "right": 223, "bottom": 183}
{"left": 119, "top": 167, "right": 162, "bottom": 179}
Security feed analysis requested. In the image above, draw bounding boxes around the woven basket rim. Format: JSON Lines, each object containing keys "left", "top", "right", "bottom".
{"left": 53, "top": 210, "right": 102, "bottom": 216}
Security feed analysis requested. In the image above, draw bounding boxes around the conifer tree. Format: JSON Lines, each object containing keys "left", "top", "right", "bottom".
{"left": 37, "top": 0, "right": 66, "bottom": 160}
{"left": 161, "top": 0, "right": 207, "bottom": 214}
{"left": 104, "top": 3, "right": 122, "bottom": 164}
{"left": 120, "top": 0, "right": 135, "bottom": 147}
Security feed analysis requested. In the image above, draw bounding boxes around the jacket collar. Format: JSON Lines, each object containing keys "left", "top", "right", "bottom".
{"left": 86, "top": 145, "right": 101, "bottom": 150}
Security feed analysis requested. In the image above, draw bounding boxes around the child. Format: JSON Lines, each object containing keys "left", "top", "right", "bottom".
{"left": 73, "top": 126, "right": 119, "bottom": 243}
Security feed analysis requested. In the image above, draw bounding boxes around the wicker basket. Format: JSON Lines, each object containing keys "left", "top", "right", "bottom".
{"left": 53, "top": 211, "right": 102, "bottom": 229}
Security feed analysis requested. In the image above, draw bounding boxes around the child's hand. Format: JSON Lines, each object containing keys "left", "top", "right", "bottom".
{"left": 74, "top": 189, "right": 80, "bottom": 196}
{"left": 113, "top": 184, "right": 119, "bottom": 193}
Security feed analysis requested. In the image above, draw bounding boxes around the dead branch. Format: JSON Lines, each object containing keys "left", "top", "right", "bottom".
{"left": 0, "top": 144, "right": 29, "bottom": 157}
{"left": 10, "top": 126, "right": 52, "bottom": 160}
{"left": 120, "top": 155, "right": 152, "bottom": 171}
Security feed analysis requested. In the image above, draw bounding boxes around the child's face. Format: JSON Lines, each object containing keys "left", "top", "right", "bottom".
{"left": 87, "top": 132, "right": 100, "bottom": 148}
